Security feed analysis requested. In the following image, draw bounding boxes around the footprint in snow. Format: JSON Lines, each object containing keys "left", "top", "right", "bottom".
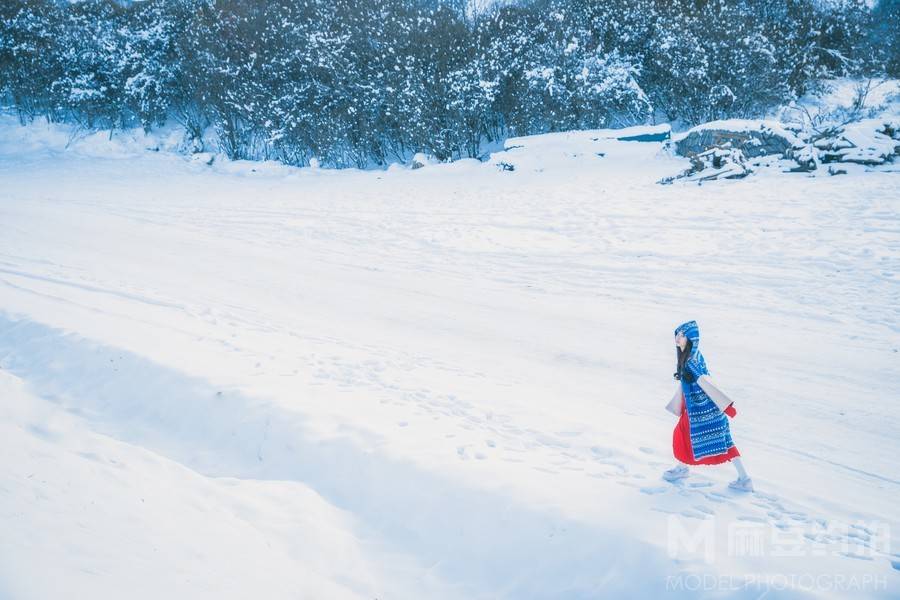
{"left": 589, "top": 445, "right": 617, "bottom": 458}
{"left": 679, "top": 509, "right": 709, "bottom": 520}
{"left": 839, "top": 551, "right": 874, "bottom": 561}
{"left": 703, "top": 491, "right": 731, "bottom": 503}
{"left": 737, "top": 515, "right": 767, "bottom": 523}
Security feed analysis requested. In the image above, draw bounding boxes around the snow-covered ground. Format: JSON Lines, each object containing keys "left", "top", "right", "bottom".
{"left": 1, "top": 100, "right": 898, "bottom": 598}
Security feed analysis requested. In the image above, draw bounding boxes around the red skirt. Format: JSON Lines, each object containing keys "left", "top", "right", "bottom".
{"left": 673, "top": 397, "right": 740, "bottom": 465}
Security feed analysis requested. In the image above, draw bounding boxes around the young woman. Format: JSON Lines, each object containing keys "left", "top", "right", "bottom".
{"left": 663, "top": 320, "right": 753, "bottom": 491}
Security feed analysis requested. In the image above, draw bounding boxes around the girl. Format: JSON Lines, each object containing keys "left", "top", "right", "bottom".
{"left": 663, "top": 320, "right": 753, "bottom": 491}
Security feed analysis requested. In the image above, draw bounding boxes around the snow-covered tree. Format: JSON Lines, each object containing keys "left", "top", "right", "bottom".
{"left": 0, "top": 0, "right": 63, "bottom": 122}
{"left": 869, "top": 0, "right": 900, "bottom": 77}
{"left": 0, "top": 0, "right": 889, "bottom": 164}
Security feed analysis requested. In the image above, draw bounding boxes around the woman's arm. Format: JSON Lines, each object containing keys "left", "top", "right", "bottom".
{"left": 697, "top": 375, "right": 734, "bottom": 412}
{"left": 665, "top": 385, "right": 683, "bottom": 416}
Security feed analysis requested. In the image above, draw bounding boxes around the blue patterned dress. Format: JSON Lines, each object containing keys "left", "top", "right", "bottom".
{"left": 674, "top": 320, "right": 737, "bottom": 461}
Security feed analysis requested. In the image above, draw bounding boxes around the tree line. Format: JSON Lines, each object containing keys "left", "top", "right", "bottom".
{"left": 1, "top": 0, "right": 896, "bottom": 167}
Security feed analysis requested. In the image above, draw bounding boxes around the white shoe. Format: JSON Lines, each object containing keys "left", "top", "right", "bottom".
{"left": 728, "top": 476, "right": 754, "bottom": 492}
{"left": 663, "top": 465, "right": 689, "bottom": 482}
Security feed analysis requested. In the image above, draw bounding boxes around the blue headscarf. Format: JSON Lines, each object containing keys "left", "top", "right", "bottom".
{"left": 674, "top": 319, "right": 708, "bottom": 378}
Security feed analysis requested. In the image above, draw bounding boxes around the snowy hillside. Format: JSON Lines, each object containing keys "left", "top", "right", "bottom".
{"left": 1, "top": 94, "right": 899, "bottom": 598}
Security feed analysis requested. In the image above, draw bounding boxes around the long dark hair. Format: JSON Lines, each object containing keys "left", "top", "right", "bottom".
{"left": 674, "top": 339, "right": 693, "bottom": 380}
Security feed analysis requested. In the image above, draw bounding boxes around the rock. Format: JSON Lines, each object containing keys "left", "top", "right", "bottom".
{"left": 660, "top": 120, "right": 798, "bottom": 183}
{"left": 661, "top": 116, "right": 900, "bottom": 183}
{"left": 410, "top": 152, "right": 437, "bottom": 170}
{"left": 674, "top": 121, "right": 796, "bottom": 159}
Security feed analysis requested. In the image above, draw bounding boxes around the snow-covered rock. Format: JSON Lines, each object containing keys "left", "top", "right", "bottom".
{"left": 663, "top": 95, "right": 900, "bottom": 181}
{"left": 671, "top": 119, "right": 802, "bottom": 160}
{"left": 410, "top": 152, "right": 439, "bottom": 169}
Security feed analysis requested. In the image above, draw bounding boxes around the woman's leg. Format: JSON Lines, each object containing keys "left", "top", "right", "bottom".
{"left": 728, "top": 457, "right": 754, "bottom": 490}
{"left": 732, "top": 457, "right": 749, "bottom": 479}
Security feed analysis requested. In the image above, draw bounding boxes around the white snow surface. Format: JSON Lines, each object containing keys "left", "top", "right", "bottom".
{"left": 0, "top": 106, "right": 898, "bottom": 599}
